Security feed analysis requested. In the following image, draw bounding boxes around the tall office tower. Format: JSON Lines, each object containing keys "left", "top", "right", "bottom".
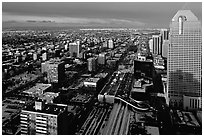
{"left": 69, "top": 40, "right": 82, "bottom": 58}
{"left": 149, "top": 39, "right": 153, "bottom": 53}
{"left": 20, "top": 101, "right": 69, "bottom": 135}
{"left": 108, "top": 39, "right": 114, "bottom": 49}
{"left": 98, "top": 53, "right": 106, "bottom": 65}
{"left": 168, "top": 10, "right": 202, "bottom": 109}
{"left": 152, "top": 35, "right": 162, "bottom": 55}
{"left": 47, "top": 59, "right": 65, "bottom": 83}
{"left": 87, "top": 57, "right": 96, "bottom": 72}
{"left": 161, "top": 29, "right": 170, "bottom": 58}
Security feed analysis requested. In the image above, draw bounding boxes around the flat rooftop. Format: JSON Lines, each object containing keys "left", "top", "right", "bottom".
{"left": 70, "top": 93, "right": 93, "bottom": 104}
{"left": 132, "top": 79, "right": 153, "bottom": 93}
{"left": 146, "top": 126, "right": 159, "bottom": 135}
{"left": 172, "top": 110, "right": 200, "bottom": 127}
{"left": 94, "top": 73, "right": 108, "bottom": 79}
{"left": 84, "top": 77, "right": 100, "bottom": 83}
{"left": 47, "top": 58, "right": 64, "bottom": 64}
{"left": 23, "top": 103, "right": 67, "bottom": 116}
{"left": 23, "top": 83, "right": 51, "bottom": 95}
{"left": 2, "top": 98, "right": 33, "bottom": 126}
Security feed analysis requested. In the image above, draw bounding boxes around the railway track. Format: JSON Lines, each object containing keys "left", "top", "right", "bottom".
{"left": 77, "top": 106, "right": 112, "bottom": 135}
{"left": 101, "top": 103, "right": 120, "bottom": 134}
{"left": 99, "top": 102, "right": 130, "bottom": 135}
{"left": 78, "top": 101, "right": 134, "bottom": 135}
{"left": 106, "top": 103, "right": 122, "bottom": 134}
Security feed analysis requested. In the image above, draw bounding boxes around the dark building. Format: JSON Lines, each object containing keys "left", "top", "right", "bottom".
{"left": 55, "top": 49, "right": 61, "bottom": 58}
{"left": 134, "top": 60, "right": 154, "bottom": 79}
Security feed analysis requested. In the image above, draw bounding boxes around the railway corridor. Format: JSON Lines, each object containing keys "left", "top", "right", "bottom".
{"left": 77, "top": 102, "right": 131, "bottom": 135}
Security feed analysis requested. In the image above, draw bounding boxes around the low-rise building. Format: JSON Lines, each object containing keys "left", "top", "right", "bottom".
{"left": 23, "top": 83, "right": 52, "bottom": 97}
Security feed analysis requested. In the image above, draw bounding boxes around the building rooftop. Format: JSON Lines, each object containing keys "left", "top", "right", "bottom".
{"left": 38, "top": 92, "right": 59, "bottom": 103}
{"left": 146, "top": 126, "right": 160, "bottom": 135}
{"left": 172, "top": 10, "right": 198, "bottom": 21}
{"left": 23, "top": 83, "right": 51, "bottom": 95}
{"left": 70, "top": 93, "right": 93, "bottom": 104}
{"left": 47, "top": 58, "right": 64, "bottom": 64}
{"left": 171, "top": 110, "right": 200, "bottom": 127}
{"left": 69, "top": 42, "right": 78, "bottom": 46}
{"left": 23, "top": 103, "right": 67, "bottom": 116}
{"left": 2, "top": 98, "right": 33, "bottom": 126}
{"left": 94, "top": 73, "right": 108, "bottom": 79}
{"left": 132, "top": 79, "right": 153, "bottom": 93}
{"left": 84, "top": 77, "right": 100, "bottom": 83}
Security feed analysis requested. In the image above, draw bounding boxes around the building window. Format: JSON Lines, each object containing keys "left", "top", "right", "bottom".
{"left": 195, "top": 99, "right": 197, "bottom": 109}
{"left": 192, "top": 99, "right": 194, "bottom": 108}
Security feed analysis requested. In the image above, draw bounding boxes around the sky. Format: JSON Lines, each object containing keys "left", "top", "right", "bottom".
{"left": 2, "top": 2, "right": 202, "bottom": 29}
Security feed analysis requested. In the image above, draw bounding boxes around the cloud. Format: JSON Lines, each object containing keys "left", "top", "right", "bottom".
{"left": 109, "top": 19, "right": 146, "bottom": 26}
{"left": 26, "top": 20, "right": 55, "bottom": 23}
{"left": 3, "top": 12, "right": 146, "bottom": 27}
{"left": 26, "top": 20, "right": 37, "bottom": 23}
{"left": 43, "top": 16, "right": 146, "bottom": 27}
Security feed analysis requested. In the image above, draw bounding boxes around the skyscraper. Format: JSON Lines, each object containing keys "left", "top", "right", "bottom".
{"left": 161, "top": 29, "right": 170, "bottom": 58}
{"left": 152, "top": 35, "right": 162, "bottom": 55}
{"left": 168, "top": 10, "right": 202, "bottom": 109}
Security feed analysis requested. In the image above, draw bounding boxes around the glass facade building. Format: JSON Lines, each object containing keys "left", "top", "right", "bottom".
{"left": 168, "top": 10, "right": 202, "bottom": 108}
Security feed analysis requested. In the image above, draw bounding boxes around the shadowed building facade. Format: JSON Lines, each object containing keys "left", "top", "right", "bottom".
{"left": 168, "top": 10, "right": 202, "bottom": 109}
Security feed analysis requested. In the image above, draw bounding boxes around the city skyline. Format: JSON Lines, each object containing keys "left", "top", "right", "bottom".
{"left": 2, "top": 2, "right": 202, "bottom": 29}
{"left": 2, "top": 2, "right": 202, "bottom": 135}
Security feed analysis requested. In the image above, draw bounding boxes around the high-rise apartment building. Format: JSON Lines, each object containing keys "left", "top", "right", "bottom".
{"left": 98, "top": 53, "right": 106, "bottom": 65}
{"left": 42, "top": 52, "right": 47, "bottom": 61}
{"left": 108, "top": 39, "right": 114, "bottom": 49}
{"left": 20, "top": 101, "right": 69, "bottom": 135}
{"left": 69, "top": 40, "right": 82, "bottom": 58}
{"left": 103, "top": 41, "right": 108, "bottom": 48}
{"left": 152, "top": 35, "right": 162, "bottom": 55}
{"left": 33, "top": 53, "right": 37, "bottom": 61}
{"left": 46, "top": 59, "right": 65, "bottom": 84}
{"left": 149, "top": 39, "right": 153, "bottom": 53}
{"left": 161, "top": 29, "right": 169, "bottom": 41}
{"left": 87, "top": 57, "right": 97, "bottom": 72}
{"left": 160, "top": 29, "right": 170, "bottom": 58}
{"left": 162, "top": 40, "right": 169, "bottom": 58}
{"left": 168, "top": 10, "right": 202, "bottom": 109}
